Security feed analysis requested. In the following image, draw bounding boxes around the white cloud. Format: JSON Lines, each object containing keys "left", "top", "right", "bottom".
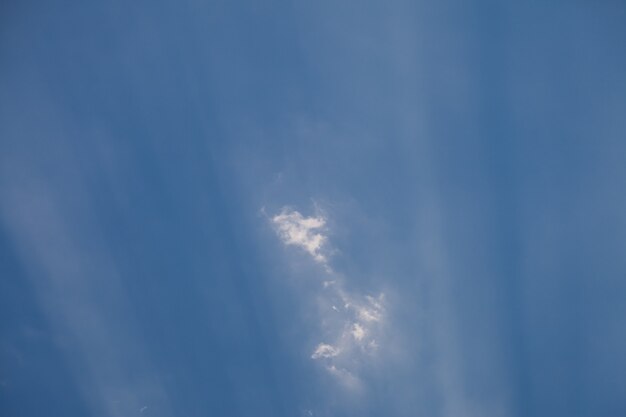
{"left": 351, "top": 323, "right": 366, "bottom": 341}
{"left": 270, "top": 205, "right": 388, "bottom": 388}
{"left": 272, "top": 209, "right": 328, "bottom": 264}
{"left": 356, "top": 296, "right": 384, "bottom": 323}
{"left": 311, "top": 343, "right": 340, "bottom": 359}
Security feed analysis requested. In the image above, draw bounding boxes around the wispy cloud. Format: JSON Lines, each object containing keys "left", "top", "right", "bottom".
{"left": 326, "top": 364, "right": 362, "bottom": 391}
{"left": 311, "top": 343, "right": 341, "bottom": 359}
{"left": 272, "top": 209, "right": 328, "bottom": 264}
{"left": 351, "top": 323, "right": 366, "bottom": 341}
{"left": 270, "top": 206, "right": 387, "bottom": 388}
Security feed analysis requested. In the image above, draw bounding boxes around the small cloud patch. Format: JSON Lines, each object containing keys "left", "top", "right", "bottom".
{"left": 351, "top": 323, "right": 366, "bottom": 341}
{"left": 311, "top": 343, "right": 340, "bottom": 359}
{"left": 272, "top": 209, "right": 328, "bottom": 264}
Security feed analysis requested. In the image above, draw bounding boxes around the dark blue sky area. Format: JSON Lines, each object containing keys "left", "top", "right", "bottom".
{"left": 1, "top": 1, "right": 625, "bottom": 417}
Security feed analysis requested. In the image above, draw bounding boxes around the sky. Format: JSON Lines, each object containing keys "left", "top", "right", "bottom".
{"left": 1, "top": 1, "right": 626, "bottom": 416}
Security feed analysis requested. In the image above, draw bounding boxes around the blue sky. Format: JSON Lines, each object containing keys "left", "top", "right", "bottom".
{"left": 1, "top": 1, "right": 626, "bottom": 416}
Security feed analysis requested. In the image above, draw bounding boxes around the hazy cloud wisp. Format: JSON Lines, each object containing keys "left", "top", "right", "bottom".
{"left": 272, "top": 209, "right": 328, "bottom": 264}
{"left": 271, "top": 207, "right": 386, "bottom": 389}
